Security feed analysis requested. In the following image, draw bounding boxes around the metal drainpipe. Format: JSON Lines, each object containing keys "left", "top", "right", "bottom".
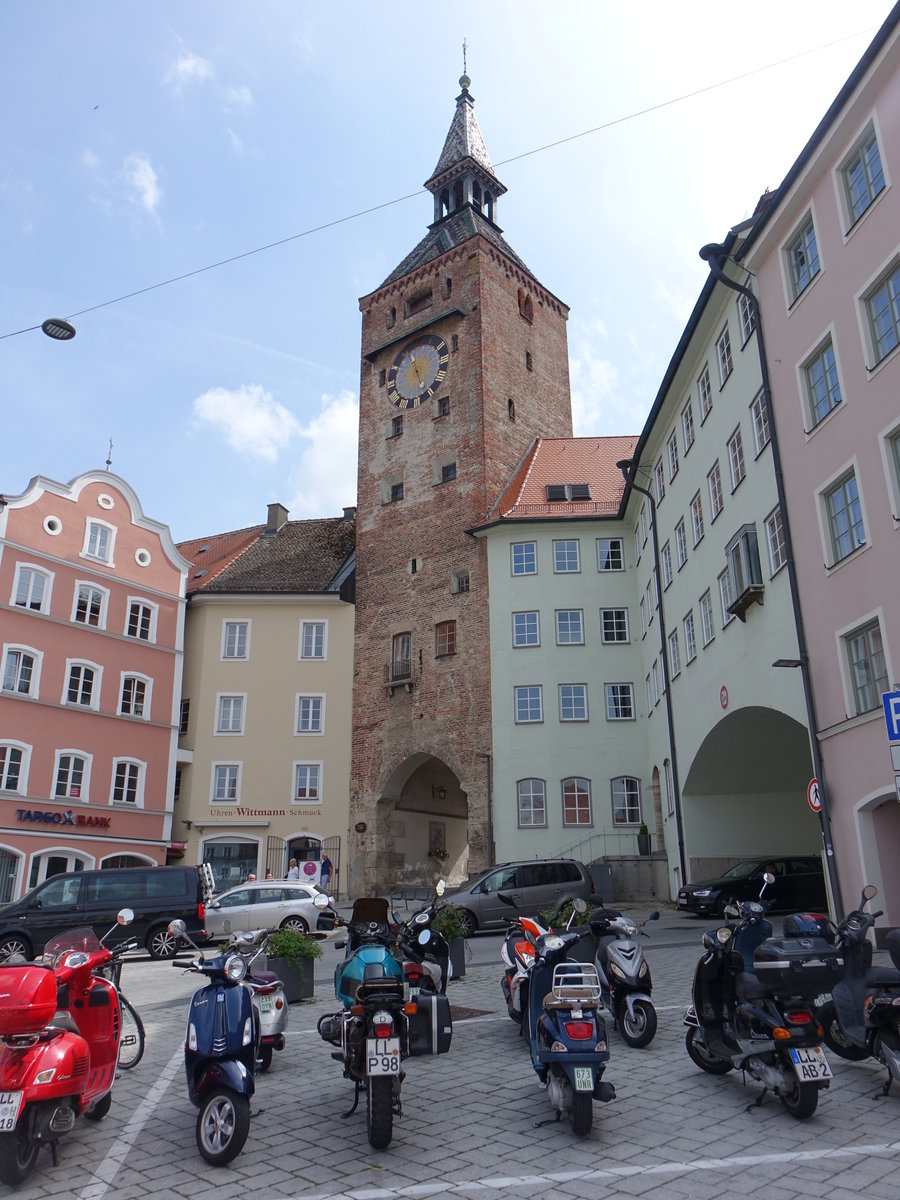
{"left": 698, "top": 242, "right": 844, "bottom": 919}
{"left": 616, "top": 460, "right": 688, "bottom": 889}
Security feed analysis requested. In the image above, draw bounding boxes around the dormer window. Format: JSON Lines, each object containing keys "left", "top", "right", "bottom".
{"left": 546, "top": 483, "right": 591, "bottom": 502}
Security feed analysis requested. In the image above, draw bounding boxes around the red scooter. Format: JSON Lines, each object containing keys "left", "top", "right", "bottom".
{"left": 0, "top": 909, "right": 133, "bottom": 1185}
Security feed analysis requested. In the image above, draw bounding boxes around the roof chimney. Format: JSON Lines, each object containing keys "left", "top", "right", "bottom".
{"left": 343, "top": 506, "right": 357, "bottom": 522}
{"left": 265, "top": 502, "right": 289, "bottom": 536}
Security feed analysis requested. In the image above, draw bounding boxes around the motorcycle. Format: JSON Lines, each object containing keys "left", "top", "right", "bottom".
{"left": 504, "top": 895, "right": 615, "bottom": 1136}
{"left": 167, "top": 918, "right": 259, "bottom": 1166}
{"left": 222, "top": 927, "right": 289, "bottom": 1073}
{"left": 589, "top": 907, "right": 659, "bottom": 1048}
{"left": 0, "top": 908, "right": 133, "bottom": 1186}
{"left": 814, "top": 885, "right": 900, "bottom": 1094}
{"left": 394, "top": 881, "right": 451, "bottom": 997}
{"left": 683, "top": 871, "right": 838, "bottom": 1119}
{"left": 500, "top": 910, "right": 545, "bottom": 1028}
{"left": 317, "top": 892, "right": 452, "bottom": 1149}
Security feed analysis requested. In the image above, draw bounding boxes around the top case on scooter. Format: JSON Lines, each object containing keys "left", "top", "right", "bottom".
{"left": 0, "top": 965, "right": 57, "bottom": 1032}
{"left": 753, "top": 937, "right": 843, "bottom": 996}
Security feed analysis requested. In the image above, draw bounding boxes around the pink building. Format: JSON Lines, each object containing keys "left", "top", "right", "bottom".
{"left": 0, "top": 471, "right": 189, "bottom": 899}
{"left": 740, "top": 10, "right": 900, "bottom": 927}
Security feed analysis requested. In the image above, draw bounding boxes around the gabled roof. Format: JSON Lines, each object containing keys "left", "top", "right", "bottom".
{"left": 177, "top": 517, "right": 355, "bottom": 597}
{"left": 482, "top": 435, "right": 639, "bottom": 525}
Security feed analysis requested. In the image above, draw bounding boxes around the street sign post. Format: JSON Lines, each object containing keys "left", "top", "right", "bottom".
{"left": 807, "top": 778, "right": 822, "bottom": 813}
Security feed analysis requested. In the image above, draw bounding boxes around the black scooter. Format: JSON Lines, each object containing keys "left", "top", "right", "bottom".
{"left": 815, "top": 884, "right": 900, "bottom": 1094}
{"left": 167, "top": 918, "right": 258, "bottom": 1166}
{"left": 683, "top": 872, "right": 838, "bottom": 1119}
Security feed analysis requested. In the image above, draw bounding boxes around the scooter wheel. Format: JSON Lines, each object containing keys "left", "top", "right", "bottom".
{"left": 817, "top": 1001, "right": 869, "bottom": 1061}
{"left": 779, "top": 1076, "right": 818, "bottom": 1119}
{"left": 366, "top": 1076, "right": 394, "bottom": 1150}
{"left": 685, "top": 1026, "right": 732, "bottom": 1075}
{"left": 0, "top": 1121, "right": 39, "bottom": 1186}
{"left": 196, "top": 1089, "right": 251, "bottom": 1165}
{"left": 85, "top": 1092, "right": 112, "bottom": 1121}
{"left": 569, "top": 1091, "right": 593, "bottom": 1137}
{"left": 618, "top": 998, "right": 658, "bottom": 1048}
{"left": 259, "top": 1044, "right": 274, "bottom": 1072}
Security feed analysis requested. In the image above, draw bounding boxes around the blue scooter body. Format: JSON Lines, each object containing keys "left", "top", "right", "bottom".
{"left": 183, "top": 959, "right": 257, "bottom": 1105}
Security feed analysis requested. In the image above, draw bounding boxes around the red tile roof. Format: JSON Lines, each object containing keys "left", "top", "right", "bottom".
{"left": 176, "top": 525, "right": 265, "bottom": 594}
{"left": 490, "top": 436, "right": 639, "bottom": 521}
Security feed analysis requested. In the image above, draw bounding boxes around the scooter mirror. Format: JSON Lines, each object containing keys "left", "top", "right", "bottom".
{"left": 313, "top": 892, "right": 330, "bottom": 910}
{"left": 572, "top": 898, "right": 587, "bottom": 914}
{"left": 436, "top": 879, "right": 446, "bottom": 897}
{"left": 763, "top": 871, "right": 775, "bottom": 885}
{"left": 724, "top": 902, "right": 740, "bottom": 918}
{"left": 168, "top": 919, "right": 187, "bottom": 937}
{"left": 862, "top": 884, "right": 877, "bottom": 903}
{"left": 649, "top": 911, "right": 660, "bottom": 921}
{"left": 116, "top": 908, "right": 134, "bottom": 926}
{"left": 417, "top": 929, "right": 432, "bottom": 946}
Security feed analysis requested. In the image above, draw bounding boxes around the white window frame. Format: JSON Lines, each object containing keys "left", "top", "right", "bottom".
{"left": 708, "top": 462, "right": 723, "bottom": 520}
{"left": 684, "top": 611, "right": 697, "bottom": 662}
{"left": 512, "top": 611, "right": 540, "bottom": 648}
{"left": 675, "top": 518, "right": 688, "bottom": 568}
{"left": 1, "top": 644, "right": 42, "bottom": 698}
{"left": 596, "top": 538, "right": 624, "bottom": 572}
{"left": 718, "top": 568, "right": 736, "bottom": 627}
{"left": 552, "top": 539, "right": 581, "bottom": 574}
{"left": 738, "top": 292, "right": 755, "bottom": 345}
{"left": 517, "top": 778, "right": 548, "bottom": 828}
{"left": 299, "top": 619, "right": 328, "bottom": 660}
{"left": 765, "top": 507, "right": 787, "bottom": 576}
{"left": 862, "top": 257, "right": 900, "bottom": 368}
{"left": 118, "top": 672, "right": 152, "bottom": 720}
{"left": 0, "top": 741, "right": 31, "bottom": 794}
{"left": 62, "top": 659, "right": 102, "bottom": 711}
{"left": 11, "top": 564, "right": 53, "bottom": 614}
{"left": 611, "top": 776, "right": 641, "bottom": 826}
{"left": 682, "top": 399, "right": 695, "bottom": 452}
{"left": 210, "top": 762, "right": 242, "bottom": 804}
{"left": 296, "top": 693, "right": 325, "bottom": 735}
{"left": 110, "top": 758, "right": 146, "bottom": 807}
{"left": 880, "top": 423, "right": 900, "bottom": 522}
{"left": 221, "top": 619, "right": 250, "bottom": 661}
{"left": 837, "top": 612, "right": 890, "bottom": 717}
{"left": 53, "top": 750, "right": 92, "bottom": 801}
{"left": 727, "top": 427, "right": 746, "bottom": 491}
{"left": 511, "top": 541, "right": 537, "bottom": 576}
{"left": 555, "top": 609, "right": 584, "bottom": 646}
{"left": 700, "top": 591, "right": 715, "bottom": 647}
{"left": 661, "top": 541, "right": 672, "bottom": 590}
{"left": 82, "top": 518, "right": 116, "bottom": 566}
{"left": 293, "top": 761, "right": 322, "bottom": 805}
{"left": 215, "top": 693, "right": 247, "bottom": 736}
{"left": 71, "top": 581, "right": 110, "bottom": 629}
{"left": 668, "top": 629, "right": 681, "bottom": 678}
{"left": 562, "top": 777, "right": 592, "bottom": 827}
{"left": 838, "top": 120, "right": 887, "bottom": 230}
{"left": 698, "top": 364, "right": 712, "bottom": 421}
{"left": 605, "top": 683, "right": 635, "bottom": 721}
{"left": 654, "top": 458, "right": 665, "bottom": 503}
{"left": 600, "top": 608, "right": 629, "bottom": 644}
{"left": 785, "top": 212, "right": 821, "bottom": 302}
{"left": 802, "top": 336, "right": 843, "bottom": 430}
{"left": 559, "top": 683, "right": 589, "bottom": 722}
{"left": 690, "top": 492, "right": 704, "bottom": 546}
{"left": 125, "top": 597, "right": 159, "bottom": 643}
{"left": 818, "top": 464, "right": 867, "bottom": 567}
{"left": 514, "top": 685, "right": 543, "bottom": 724}
{"left": 750, "top": 391, "right": 770, "bottom": 456}
{"left": 716, "top": 323, "right": 733, "bottom": 388}
{"left": 667, "top": 431, "right": 679, "bottom": 481}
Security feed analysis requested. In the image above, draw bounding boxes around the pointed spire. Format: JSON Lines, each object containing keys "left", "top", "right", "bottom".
{"left": 425, "top": 73, "right": 506, "bottom": 226}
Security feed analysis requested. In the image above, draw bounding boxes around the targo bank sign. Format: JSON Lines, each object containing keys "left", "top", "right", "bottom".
{"left": 16, "top": 807, "right": 112, "bottom": 829}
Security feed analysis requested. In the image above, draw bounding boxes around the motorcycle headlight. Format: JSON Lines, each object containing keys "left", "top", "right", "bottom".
{"left": 35, "top": 1068, "right": 56, "bottom": 1084}
{"left": 608, "top": 962, "right": 626, "bottom": 981}
{"left": 544, "top": 935, "right": 565, "bottom": 952}
{"left": 638, "top": 961, "right": 649, "bottom": 979}
{"left": 225, "top": 953, "right": 247, "bottom": 982}
{"left": 716, "top": 927, "right": 732, "bottom": 944}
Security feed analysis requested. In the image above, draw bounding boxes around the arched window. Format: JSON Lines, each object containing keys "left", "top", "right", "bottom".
{"left": 562, "top": 777, "right": 592, "bottom": 826}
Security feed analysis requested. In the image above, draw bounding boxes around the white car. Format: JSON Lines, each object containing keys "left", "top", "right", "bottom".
{"left": 204, "top": 881, "right": 336, "bottom": 938}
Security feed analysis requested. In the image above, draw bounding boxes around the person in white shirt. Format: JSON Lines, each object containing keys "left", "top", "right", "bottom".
{"left": 287, "top": 858, "right": 299, "bottom": 880}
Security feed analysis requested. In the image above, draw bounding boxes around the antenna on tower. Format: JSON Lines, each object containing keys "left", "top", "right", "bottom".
{"left": 462, "top": 38, "right": 467, "bottom": 75}
{"left": 106, "top": 438, "right": 113, "bottom": 471}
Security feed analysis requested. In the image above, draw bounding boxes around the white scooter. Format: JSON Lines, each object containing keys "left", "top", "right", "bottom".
{"left": 225, "top": 927, "right": 289, "bottom": 1072}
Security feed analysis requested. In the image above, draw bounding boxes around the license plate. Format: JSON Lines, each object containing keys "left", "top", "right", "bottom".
{"left": 0, "top": 1092, "right": 23, "bottom": 1132}
{"left": 258, "top": 994, "right": 275, "bottom": 1012}
{"left": 573, "top": 1066, "right": 594, "bottom": 1092}
{"left": 789, "top": 1046, "right": 832, "bottom": 1081}
{"left": 366, "top": 1037, "right": 400, "bottom": 1076}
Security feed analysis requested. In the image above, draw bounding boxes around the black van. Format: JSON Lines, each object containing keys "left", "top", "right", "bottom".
{"left": 0, "top": 865, "right": 213, "bottom": 961}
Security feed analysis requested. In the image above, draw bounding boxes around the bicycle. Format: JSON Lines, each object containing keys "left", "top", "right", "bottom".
{"left": 96, "top": 937, "right": 146, "bottom": 1069}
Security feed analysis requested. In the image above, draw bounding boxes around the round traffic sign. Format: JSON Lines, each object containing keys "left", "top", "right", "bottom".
{"left": 807, "top": 778, "right": 822, "bottom": 813}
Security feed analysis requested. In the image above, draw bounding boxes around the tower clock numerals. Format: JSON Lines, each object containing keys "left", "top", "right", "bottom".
{"left": 386, "top": 334, "right": 449, "bottom": 408}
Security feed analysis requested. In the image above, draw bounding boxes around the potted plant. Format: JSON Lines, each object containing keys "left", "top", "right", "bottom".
{"left": 265, "top": 927, "right": 323, "bottom": 1002}
{"left": 432, "top": 906, "right": 468, "bottom": 980}
{"left": 637, "top": 823, "right": 651, "bottom": 857}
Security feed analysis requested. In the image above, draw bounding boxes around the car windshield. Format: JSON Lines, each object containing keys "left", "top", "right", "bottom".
{"left": 719, "top": 862, "right": 764, "bottom": 880}
{"left": 43, "top": 925, "right": 102, "bottom": 965}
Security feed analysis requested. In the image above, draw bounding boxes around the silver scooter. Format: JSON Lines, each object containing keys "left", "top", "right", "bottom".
{"left": 226, "top": 927, "right": 289, "bottom": 1072}
{"left": 589, "top": 907, "right": 659, "bottom": 1047}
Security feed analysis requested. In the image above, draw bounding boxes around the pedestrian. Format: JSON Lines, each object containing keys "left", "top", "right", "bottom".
{"left": 287, "top": 857, "right": 299, "bottom": 880}
{"left": 320, "top": 854, "right": 332, "bottom": 891}
{"left": 247, "top": 872, "right": 256, "bottom": 883}
{"left": 265, "top": 869, "right": 274, "bottom": 880}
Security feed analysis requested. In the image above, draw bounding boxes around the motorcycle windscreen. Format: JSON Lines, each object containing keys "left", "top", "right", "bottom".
{"left": 349, "top": 897, "right": 390, "bottom": 925}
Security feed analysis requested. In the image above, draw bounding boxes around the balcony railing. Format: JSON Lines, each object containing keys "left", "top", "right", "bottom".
{"left": 384, "top": 659, "right": 413, "bottom": 694}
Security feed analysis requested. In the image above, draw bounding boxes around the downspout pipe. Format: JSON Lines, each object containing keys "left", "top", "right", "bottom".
{"left": 616, "top": 459, "right": 688, "bottom": 889}
{"left": 698, "top": 242, "right": 844, "bottom": 919}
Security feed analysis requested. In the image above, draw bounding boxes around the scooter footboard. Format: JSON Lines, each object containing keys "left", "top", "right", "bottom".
{"left": 189, "top": 1057, "right": 255, "bottom": 1105}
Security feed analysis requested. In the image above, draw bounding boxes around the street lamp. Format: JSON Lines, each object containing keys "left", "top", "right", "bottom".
{"left": 41, "top": 317, "right": 76, "bottom": 341}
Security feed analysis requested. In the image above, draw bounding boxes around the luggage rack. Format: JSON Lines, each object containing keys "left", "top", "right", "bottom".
{"left": 548, "top": 962, "right": 602, "bottom": 1006}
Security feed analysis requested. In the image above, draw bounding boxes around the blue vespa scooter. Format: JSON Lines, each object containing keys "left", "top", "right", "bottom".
{"left": 501, "top": 895, "right": 615, "bottom": 1135}
{"left": 168, "top": 918, "right": 258, "bottom": 1166}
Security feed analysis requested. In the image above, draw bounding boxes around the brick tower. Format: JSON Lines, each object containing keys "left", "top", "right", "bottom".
{"left": 349, "top": 74, "right": 573, "bottom": 895}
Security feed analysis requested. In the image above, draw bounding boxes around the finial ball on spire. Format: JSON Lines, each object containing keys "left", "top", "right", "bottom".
{"left": 459, "top": 73, "right": 470, "bottom": 91}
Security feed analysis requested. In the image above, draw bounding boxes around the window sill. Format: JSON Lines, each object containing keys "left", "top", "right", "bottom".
{"left": 824, "top": 541, "right": 868, "bottom": 575}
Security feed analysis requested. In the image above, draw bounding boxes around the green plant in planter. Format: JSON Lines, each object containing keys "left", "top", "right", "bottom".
{"left": 638, "top": 822, "right": 649, "bottom": 836}
{"left": 541, "top": 900, "right": 594, "bottom": 929}
{"left": 432, "top": 905, "right": 468, "bottom": 942}
{"left": 265, "top": 927, "right": 323, "bottom": 969}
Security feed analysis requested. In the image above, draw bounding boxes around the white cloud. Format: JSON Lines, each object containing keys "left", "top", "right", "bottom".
{"left": 81, "top": 149, "right": 99, "bottom": 170}
{"left": 193, "top": 384, "right": 301, "bottom": 461}
{"left": 223, "top": 85, "right": 253, "bottom": 111}
{"left": 286, "top": 390, "right": 359, "bottom": 517}
{"left": 164, "top": 51, "right": 214, "bottom": 92}
{"left": 121, "top": 154, "right": 161, "bottom": 214}
{"left": 569, "top": 342, "right": 619, "bottom": 437}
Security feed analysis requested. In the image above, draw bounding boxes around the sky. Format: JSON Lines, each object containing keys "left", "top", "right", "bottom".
{"left": 2, "top": 2, "right": 897, "bottom": 543}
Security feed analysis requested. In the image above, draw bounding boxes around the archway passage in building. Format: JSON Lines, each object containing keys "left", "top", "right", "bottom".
{"left": 377, "top": 753, "right": 468, "bottom": 893}
{"left": 680, "top": 706, "right": 818, "bottom": 882}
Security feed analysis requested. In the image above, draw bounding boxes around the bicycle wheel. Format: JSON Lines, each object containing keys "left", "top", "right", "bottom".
{"left": 118, "top": 994, "right": 146, "bottom": 1069}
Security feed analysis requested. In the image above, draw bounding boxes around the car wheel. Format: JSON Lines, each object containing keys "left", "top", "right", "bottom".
{"left": 147, "top": 925, "right": 180, "bottom": 960}
{"left": 456, "top": 908, "right": 477, "bottom": 938}
{"left": 0, "top": 935, "right": 32, "bottom": 963}
{"left": 280, "top": 915, "right": 309, "bottom": 934}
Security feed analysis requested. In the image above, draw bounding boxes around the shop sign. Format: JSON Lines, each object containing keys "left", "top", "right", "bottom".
{"left": 16, "top": 808, "right": 111, "bottom": 829}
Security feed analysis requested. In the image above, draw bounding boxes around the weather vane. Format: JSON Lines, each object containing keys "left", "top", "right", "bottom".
{"left": 462, "top": 38, "right": 467, "bottom": 75}
{"left": 106, "top": 438, "right": 113, "bottom": 471}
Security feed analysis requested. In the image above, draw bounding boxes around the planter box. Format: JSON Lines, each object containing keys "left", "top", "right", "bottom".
{"left": 448, "top": 937, "right": 466, "bottom": 980}
{"left": 266, "top": 957, "right": 314, "bottom": 1003}
{"left": 637, "top": 833, "right": 651, "bottom": 857}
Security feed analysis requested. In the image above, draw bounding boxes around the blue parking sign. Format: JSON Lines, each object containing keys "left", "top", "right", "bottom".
{"left": 883, "top": 690, "right": 900, "bottom": 742}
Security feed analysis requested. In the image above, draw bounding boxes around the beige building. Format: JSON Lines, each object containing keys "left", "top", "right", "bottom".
{"left": 173, "top": 503, "right": 355, "bottom": 895}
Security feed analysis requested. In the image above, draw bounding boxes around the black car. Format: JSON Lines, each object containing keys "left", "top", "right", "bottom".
{"left": 676, "top": 856, "right": 827, "bottom": 916}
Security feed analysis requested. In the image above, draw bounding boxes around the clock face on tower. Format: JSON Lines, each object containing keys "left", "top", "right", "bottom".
{"left": 386, "top": 334, "right": 449, "bottom": 408}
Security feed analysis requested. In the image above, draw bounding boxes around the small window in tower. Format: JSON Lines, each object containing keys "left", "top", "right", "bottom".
{"left": 391, "top": 416, "right": 403, "bottom": 438}
{"left": 518, "top": 290, "right": 534, "bottom": 323}
{"left": 508, "top": 399, "right": 516, "bottom": 421}
{"left": 441, "top": 462, "right": 457, "bottom": 484}
{"left": 526, "top": 351, "right": 533, "bottom": 372}
{"left": 435, "top": 620, "right": 457, "bottom": 658}
{"left": 444, "top": 277, "right": 452, "bottom": 298}
{"left": 379, "top": 369, "right": 386, "bottom": 387}
{"left": 433, "top": 396, "right": 450, "bottom": 419}
{"left": 472, "top": 181, "right": 482, "bottom": 212}
{"left": 406, "top": 289, "right": 433, "bottom": 317}
{"left": 453, "top": 570, "right": 470, "bottom": 594}
{"left": 410, "top": 558, "right": 417, "bottom": 575}
{"left": 453, "top": 181, "right": 464, "bottom": 210}
{"left": 388, "top": 307, "right": 396, "bottom": 329}
{"left": 451, "top": 335, "right": 459, "bottom": 352}
{"left": 390, "top": 482, "right": 404, "bottom": 503}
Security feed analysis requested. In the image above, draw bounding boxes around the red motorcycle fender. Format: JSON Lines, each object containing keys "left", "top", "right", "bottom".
{"left": 0, "top": 1028, "right": 89, "bottom": 1101}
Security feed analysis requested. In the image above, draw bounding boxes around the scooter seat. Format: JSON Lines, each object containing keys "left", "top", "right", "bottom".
{"left": 735, "top": 971, "right": 770, "bottom": 1001}
{"left": 542, "top": 988, "right": 599, "bottom": 1009}
{"left": 48, "top": 1010, "right": 81, "bottom": 1035}
{"left": 865, "top": 967, "right": 900, "bottom": 988}
{"left": 248, "top": 970, "right": 281, "bottom": 986}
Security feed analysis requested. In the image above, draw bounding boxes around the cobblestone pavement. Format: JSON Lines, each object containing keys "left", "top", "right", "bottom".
{"left": 8, "top": 917, "right": 900, "bottom": 1200}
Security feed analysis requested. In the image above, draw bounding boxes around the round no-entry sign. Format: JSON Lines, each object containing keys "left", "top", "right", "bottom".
{"left": 807, "top": 778, "right": 822, "bottom": 813}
